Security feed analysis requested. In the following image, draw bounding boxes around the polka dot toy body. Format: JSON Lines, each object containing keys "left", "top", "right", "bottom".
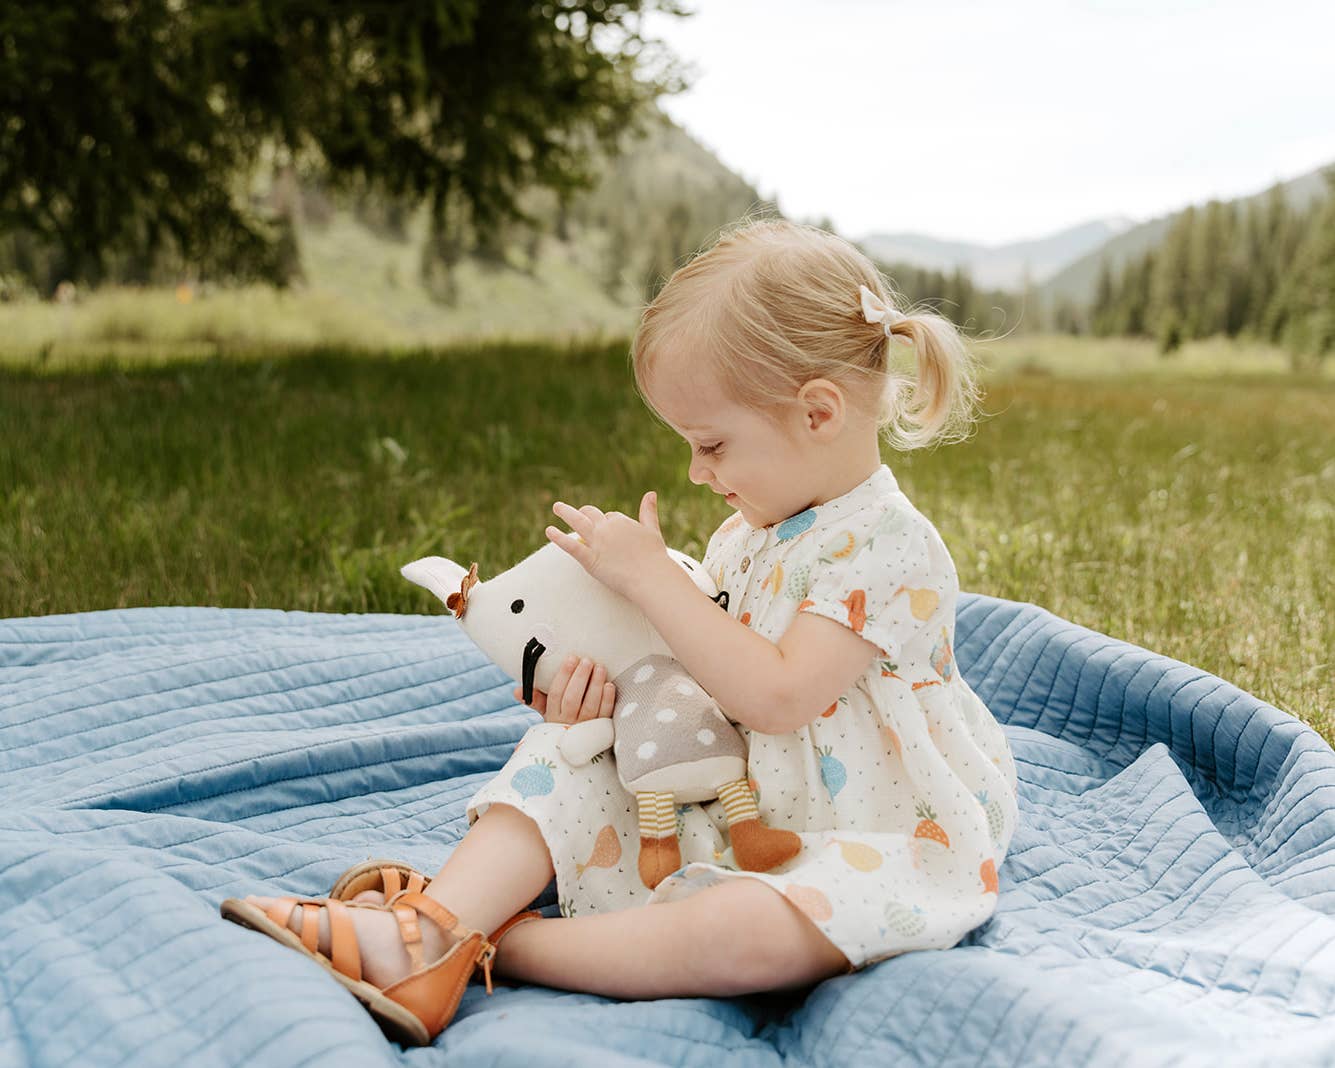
{"left": 599, "top": 653, "right": 802, "bottom": 889}
{"left": 467, "top": 464, "right": 1020, "bottom": 969}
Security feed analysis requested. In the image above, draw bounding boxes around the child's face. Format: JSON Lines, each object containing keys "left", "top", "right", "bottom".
{"left": 646, "top": 361, "right": 818, "bottom": 529}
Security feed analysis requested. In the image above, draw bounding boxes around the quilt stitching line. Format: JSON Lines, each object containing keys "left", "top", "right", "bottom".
{"left": 0, "top": 643, "right": 472, "bottom": 726}
{"left": 71, "top": 719, "right": 530, "bottom": 812}
{"left": 4, "top": 658, "right": 499, "bottom": 774}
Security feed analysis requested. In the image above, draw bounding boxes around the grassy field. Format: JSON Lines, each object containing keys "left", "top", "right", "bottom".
{"left": 0, "top": 334, "right": 1330, "bottom": 743}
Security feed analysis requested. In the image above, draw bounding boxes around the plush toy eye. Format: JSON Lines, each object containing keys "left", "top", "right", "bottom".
{"left": 678, "top": 560, "right": 695, "bottom": 572}
{"left": 510, "top": 599, "right": 524, "bottom": 614}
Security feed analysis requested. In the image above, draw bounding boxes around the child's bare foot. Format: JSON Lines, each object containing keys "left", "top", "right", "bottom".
{"left": 243, "top": 895, "right": 457, "bottom": 987}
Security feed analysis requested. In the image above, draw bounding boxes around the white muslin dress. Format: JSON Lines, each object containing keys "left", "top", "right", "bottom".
{"left": 465, "top": 463, "right": 1020, "bottom": 969}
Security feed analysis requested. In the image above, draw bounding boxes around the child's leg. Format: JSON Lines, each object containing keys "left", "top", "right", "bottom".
{"left": 247, "top": 801, "right": 555, "bottom": 988}
{"left": 423, "top": 802, "right": 849, "bottom": 997}
{"left": 419, "top": 801, "right": 557, "bottom": 937}
{"left": 493, "top": 877, "right": 852, "bottom": 999}
{"left": 251, "top": 802, "right": 849, "bottom": 998}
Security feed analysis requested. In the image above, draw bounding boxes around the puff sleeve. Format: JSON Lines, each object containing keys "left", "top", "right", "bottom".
{"left": 797, "top": 507, "right": 950, "bottom": 666}
{"left": 701, "top": 512, "right": 745, "bottom": 592}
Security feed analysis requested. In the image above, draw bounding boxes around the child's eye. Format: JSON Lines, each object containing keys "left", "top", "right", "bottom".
{"left": 695, "top": 442, "right": 722, "bottom": 457}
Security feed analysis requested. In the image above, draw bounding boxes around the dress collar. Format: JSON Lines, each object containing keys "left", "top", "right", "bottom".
{"left": 744, "top": 463, "right": 900, "bottom": 543}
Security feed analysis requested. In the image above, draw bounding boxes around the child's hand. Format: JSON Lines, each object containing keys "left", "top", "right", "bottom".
{"left": 513, "top": 654, "right": 617, "bottom": 725}
{"left": 546, "top": 490, "right": 668, "bottom": 603}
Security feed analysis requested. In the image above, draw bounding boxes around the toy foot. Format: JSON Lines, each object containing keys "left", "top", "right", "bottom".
{"left": 730, "top": 819, "right": 801, "bottom": 872}
{"left": 637, "top": 835, "right": 682, "bottom": 890}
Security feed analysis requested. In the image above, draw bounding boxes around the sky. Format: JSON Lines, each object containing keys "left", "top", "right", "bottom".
{"left": 638, "top": 0, "right": 1335, "bottom": 247}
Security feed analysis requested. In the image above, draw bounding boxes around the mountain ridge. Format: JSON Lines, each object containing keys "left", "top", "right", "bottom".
{"left": 858, "top": 162, "right": 1332, "bottom": 308}
{"left": 1034, "top": 167, "right": 1332, "bottom": 313}
{"left": 857, "top": 216, "right": 1136, "bottom": 290}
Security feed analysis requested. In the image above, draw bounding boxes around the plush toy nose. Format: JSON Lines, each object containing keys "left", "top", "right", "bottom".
{"left": 521, "top": 636, "right": 546, "bottom": 706}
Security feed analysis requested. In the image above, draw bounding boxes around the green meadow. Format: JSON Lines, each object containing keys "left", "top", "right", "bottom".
{"left": 1, "top": 334, "right": 1330, "bottom": 743}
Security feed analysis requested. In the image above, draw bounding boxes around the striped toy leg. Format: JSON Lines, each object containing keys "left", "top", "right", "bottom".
{"left": 717, "top": 779, "right": 802, "bottom": 873}
{"left": 636, "top": 790, "right": 682, "bottom": 890}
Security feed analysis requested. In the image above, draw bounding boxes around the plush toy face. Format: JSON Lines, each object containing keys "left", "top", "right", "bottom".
{"left": 402, "top": 543, "right": 722, "bottom": 706}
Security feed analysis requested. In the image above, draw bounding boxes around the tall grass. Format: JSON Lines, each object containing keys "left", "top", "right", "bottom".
{"left": 1, "top": 338, "right": 1330, "bottom": 742}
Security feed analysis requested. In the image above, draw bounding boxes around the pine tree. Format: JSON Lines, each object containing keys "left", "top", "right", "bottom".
{"left": 1125, "top": 250, "right": 1155, "bottom": 337}
{"left": 1272, "top": 167, "right": 1335, "bottom": 370}
{"left": 1186, "top": 200, "right": 1232, "bottom": 338}
{"left": 1091, "top": 257, "right": 1115, "bottom": 335}
{"left": 1149, "top": 207, "right": 1194, "bottom": 347}
{"left": 1019, "top": 264, "right": 1043, "bottom": 335}
{"left": 1158, "top": 308, "right": 1183, "bottom": 356}
{"left": 1256, "top": 183, "right": 1296, "bottom": 343}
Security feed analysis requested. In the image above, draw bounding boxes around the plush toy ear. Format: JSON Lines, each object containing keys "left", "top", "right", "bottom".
{"left": 401, "top": 556, "right": 472, "bottom": 611}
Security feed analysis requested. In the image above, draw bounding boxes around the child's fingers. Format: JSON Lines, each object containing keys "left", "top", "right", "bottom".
{"left": 513, "top": 684, "right": 548, "bottom": 713}
{"left": 543, "top": 655, "right": 580, "bottom": 723}
{"left": 598, "top": 680, "right": 616, "bottom": 719}
{"left": 639, "top": 490, "right": 659, "bottom": 530}
{"left": 545, "top": 525, "right": 590, "bottom": 568}
{"left": 560, "top": 657, "right": 595, "bottom": 722}
{"left": 575, "top": 662, "right": 607, "bottom": 722}
{"left": 550, "top": 502, "right": 598, "bottom": 539}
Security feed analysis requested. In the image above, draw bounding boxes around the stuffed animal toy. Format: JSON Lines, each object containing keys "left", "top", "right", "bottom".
{"left": 401, "top": 542, "right": 801, "bottom": 889}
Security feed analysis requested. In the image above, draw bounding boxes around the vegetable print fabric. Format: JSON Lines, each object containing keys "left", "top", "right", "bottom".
{"left": 466, "top": 463, "right": 1020, "bottom": 969}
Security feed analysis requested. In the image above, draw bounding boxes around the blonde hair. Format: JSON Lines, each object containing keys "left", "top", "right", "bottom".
{"left": 631, "top": 215, "right": 983, "bottom": 451}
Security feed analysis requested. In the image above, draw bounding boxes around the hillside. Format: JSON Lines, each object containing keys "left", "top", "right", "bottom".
{"left": 1037, "top": 166, "right": 1332, "bottom": 313}
{"left": 290, "top": 109, "right": 770, "bottom": 343}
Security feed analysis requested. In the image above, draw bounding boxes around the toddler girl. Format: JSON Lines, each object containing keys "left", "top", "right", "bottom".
{"left": 223, "top": 217, "right": 1020, "bottom": 1046}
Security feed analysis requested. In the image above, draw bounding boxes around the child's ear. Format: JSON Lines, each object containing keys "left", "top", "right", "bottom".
{"left": 797, "top": 378, "right": 845, "bottom": 436}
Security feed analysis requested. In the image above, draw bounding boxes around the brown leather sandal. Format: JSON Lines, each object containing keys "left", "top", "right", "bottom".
{"left": 220, "top": 890, "right": 497, "bottom": 1046}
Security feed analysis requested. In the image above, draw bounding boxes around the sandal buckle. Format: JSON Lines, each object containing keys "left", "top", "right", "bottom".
{"left": 479, "top": 941, "right": 497, "bottom": 995}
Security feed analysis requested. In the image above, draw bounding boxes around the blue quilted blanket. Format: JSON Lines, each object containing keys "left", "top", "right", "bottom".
{"left": 2, "top": 594, "right": 1333, "bottom": 1067}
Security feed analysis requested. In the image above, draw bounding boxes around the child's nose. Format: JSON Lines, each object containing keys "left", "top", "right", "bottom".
{"left": 687, "top": 454, "right": 711, "bottom": 485}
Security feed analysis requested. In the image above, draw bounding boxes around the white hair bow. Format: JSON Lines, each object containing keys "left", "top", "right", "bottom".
{"left": 859, "top": 284, "right": 913, "bottom": 345}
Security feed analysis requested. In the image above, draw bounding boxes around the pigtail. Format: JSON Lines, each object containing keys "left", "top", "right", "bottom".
{"left": 875, "top": 304, "right": 983, "bottom": 451}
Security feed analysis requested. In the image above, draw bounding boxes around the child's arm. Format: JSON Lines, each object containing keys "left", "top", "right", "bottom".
{"left": 631, "top": 559, "right": 880, "bottom": 735}
{"left": 544, "top": 491, "right": 878, "bottom": 734}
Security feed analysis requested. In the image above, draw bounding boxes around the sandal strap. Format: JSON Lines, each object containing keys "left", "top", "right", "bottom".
{"left": 258, "top": 896, "right": 363, "bottom": 983}
{"left": 324, "top": 898, "right": 363, "bottom": 982}
{"left": 488, "top": 909, "right": 543, "bottom": 946}
{"left": 380, "top": 866, "right": 403, "bottom": 899}
{"left": 478, "top": 910, "right": 542, "bottom": 995}
{"left": 478, "top": 940, "right": 497, "bottom": 995}
{"left": 369, "top": 863, "right": 428, "bottom": 900}
{"left": 300, "top": 903, "right": 320, "bottom": 954}
{"left": 387, "top": 890, "right": 461, "bottom": 939}
{"left": 390, "top": 901, "right": 425, "bottom": 972}
{"left": 376, "top": 891, "right": 540, "bottom": 998}
{"left": 385, "top": 891, "right": 502, "bottom": 995}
